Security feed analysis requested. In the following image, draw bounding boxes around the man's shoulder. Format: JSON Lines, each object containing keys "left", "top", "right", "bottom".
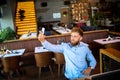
{"left": 80, "top": 42, "right": 88, "bottom": 47}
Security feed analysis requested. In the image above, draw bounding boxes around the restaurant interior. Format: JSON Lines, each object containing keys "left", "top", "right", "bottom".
{"left": 0, "top": 0, "right": 120, "bottom": 80}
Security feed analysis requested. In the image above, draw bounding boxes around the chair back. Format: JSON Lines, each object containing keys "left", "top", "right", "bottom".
{"left": 34, "top": 52, "right": 53, "bottom": 67}
{"left": 54, "top": 53, "right": 65, "bottom": 64}
{"left": 2, "top": 56, "right": 20, "bottom": 73}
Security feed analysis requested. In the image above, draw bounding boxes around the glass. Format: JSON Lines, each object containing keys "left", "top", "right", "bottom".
{"left": 65, "top": 24, "right": 67, "bottom": 31}
{"left": 1, "top": 47, "right": 4, "bottom": 54}
{"left": 0, "top": 45, "right": 7, "bottom": 54}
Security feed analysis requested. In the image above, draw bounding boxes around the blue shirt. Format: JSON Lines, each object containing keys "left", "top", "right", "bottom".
{"left": 41, "top": 40, "right": 96, "bottom": 79}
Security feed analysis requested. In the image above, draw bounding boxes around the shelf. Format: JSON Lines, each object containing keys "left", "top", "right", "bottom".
{"left": 71, "top": 2, "right": 89, "bottom": 21}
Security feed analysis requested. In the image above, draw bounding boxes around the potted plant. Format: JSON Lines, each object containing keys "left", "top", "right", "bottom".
{"left": 91, "top": 12, "right": 105, "bottom": 27}
{"left": 37, "top": 16, "right": 42, "bottom": 27}
{"left": 0, "top": 27, "right": 15, "bottom": 42}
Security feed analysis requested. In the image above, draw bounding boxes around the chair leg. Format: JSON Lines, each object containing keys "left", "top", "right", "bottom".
{"left": 16, "top": 69, "right": 22, "bottom": 80}
{"left": 39, "top": 68, "right": 41, "bottom": 80}
{"left": 7, "top": 71, "right": 15, "bottom": 80}
{"left": 62, "top": 64, "right": 65, "bottom": 75}
{"left": 49, "top": 65, "right": 54, "bottom": 79}
{"left": 58, "top": 64, "right": 60, "bottom": 80}
{"left": 5, "top": 72, "right": 11, "bottom": 80}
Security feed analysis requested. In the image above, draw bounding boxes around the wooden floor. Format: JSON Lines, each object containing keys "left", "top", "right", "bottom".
{"left": 3, "top": 62, "right": 99, "bottom": 80}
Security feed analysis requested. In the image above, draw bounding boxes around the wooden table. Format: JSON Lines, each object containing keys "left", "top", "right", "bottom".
{"left": 0, "top": 49, "right": 25, "bottom": 58}
{"left": 19, "top": 32, "right": 37, "bottom": 39}
{"left": 94, "top": 37, "right": 120, "bottom": 50}
{"left": 34, "top": 46, "right": 49, "bottom": 53}
{"left": 94, "top": 37, "right": 120, "bottom": 45}
{"left": 34, "top": 46, "right": 57, "bottom": 59}
{"left": 52, "top": 26, "right": 71, "bottom": 34}
{"left": 100, "top": 48, "right": 120, "bottom": 73}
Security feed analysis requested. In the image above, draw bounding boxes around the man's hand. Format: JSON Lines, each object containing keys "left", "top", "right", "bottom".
{"left": 38, "top": 31, "right": 45, "bottom": 42}
{"left": 82, "top": 67, "right": 92, "bottom": 75}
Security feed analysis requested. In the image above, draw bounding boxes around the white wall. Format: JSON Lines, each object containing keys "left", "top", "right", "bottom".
{"left": 35, "top": 0, "right": 69, "bottom": 22}
{"left": 0, "top": 0, "right": 14, "bottom": 30}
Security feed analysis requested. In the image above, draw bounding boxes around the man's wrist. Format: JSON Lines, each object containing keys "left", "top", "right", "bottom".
{"left": 90, "top": 66, "right": 94, "bottom": 69}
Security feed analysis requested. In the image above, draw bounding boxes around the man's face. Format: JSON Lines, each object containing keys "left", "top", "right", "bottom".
{"left": 70, "top": 32, "right": 83, "bottom": 46}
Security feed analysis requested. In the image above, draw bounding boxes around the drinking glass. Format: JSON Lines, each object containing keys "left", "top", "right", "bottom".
{"left": 1, "top": 47, "right": 4, "bottom": 54}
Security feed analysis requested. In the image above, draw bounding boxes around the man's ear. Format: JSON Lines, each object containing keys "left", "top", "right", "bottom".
{"left": 79, "top": 37, "right": 83, "bottom": 41}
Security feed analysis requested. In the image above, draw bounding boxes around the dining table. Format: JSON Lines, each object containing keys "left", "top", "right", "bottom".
{"left": 0, "top": 49, "right": 25, "bottom": 58}
{"left": 19, "top": 32, "right": 37, "bottom": 39}
{"left": 52, "top": 26, "right": 71, "bottom": 34}
{"left": 34, "top": 46, "right": 56, "bottom": 61}
{"left": 93, "top": 36, "right": 120, "bottom": 45}
{"left": 34, "top": 46, "right": 49, "bottom": 53}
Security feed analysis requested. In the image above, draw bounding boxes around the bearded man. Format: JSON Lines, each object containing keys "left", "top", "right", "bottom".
{"left": 38, "top": 27, "right": 96, "bottom": 80}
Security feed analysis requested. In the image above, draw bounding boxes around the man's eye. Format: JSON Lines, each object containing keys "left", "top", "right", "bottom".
{"left": 71, "top": 36, "right": 77, "bottom": 38}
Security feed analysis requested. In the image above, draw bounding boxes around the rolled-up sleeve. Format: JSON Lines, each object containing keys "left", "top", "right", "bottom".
{"left": 86, "top": 47, "right": 97, "bottom": 69}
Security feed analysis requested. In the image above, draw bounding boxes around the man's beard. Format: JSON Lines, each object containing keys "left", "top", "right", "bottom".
{"left": 70, "top": 40, "right": 80, "bottom": 46}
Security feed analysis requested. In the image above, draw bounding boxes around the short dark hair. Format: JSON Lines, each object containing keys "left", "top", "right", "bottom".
{"left": 71, "top": 27, "right": 83, "bottom": 36}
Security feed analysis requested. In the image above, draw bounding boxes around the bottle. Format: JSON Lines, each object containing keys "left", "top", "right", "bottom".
{"left": 4, "top": 46, "right": 7, "bottom": 52}
{"left": 65, "top": 24, "right": 67, "bottom": 31}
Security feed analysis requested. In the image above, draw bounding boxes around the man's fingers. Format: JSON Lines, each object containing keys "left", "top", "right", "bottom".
{"left": 38, "top": 32, "right": 45, "bottom": 39}
{"left": 83, "top": 69, "right": 89, "bottom": 75}
{"left": 39, "top": 31, "right": 42, "bottom": 33}
{"left": 39, "top": 30, "right": 44, "bottom": 34}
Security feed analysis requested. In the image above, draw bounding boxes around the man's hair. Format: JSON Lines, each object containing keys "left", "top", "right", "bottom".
{"left": 71, "top": 27, "right": 83, "bottom": 36}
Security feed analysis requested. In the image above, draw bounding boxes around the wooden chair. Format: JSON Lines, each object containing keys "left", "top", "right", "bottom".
{"left": 34, "top": 52, "right": 54, "bottom": 80}
{"left": 54, "top": 52, "right": 65, "bottom": 80}
{"left": 1, "top": 56, "right": 21, "bottom": 80}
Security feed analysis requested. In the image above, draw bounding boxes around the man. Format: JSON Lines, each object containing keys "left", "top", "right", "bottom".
{"left": 38, "top": 27, "right": 96, "bottom": 80}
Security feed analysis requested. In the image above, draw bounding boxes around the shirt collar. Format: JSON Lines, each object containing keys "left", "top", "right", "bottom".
{"left": 68, "top": 42, "right": 88, "bottom": 48}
